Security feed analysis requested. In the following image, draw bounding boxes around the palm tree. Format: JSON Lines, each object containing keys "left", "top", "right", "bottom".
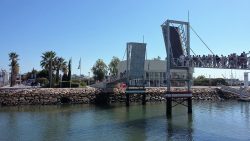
{"left": 62, "top": 65, "right": 68, "bottom": 81}
{"left": 40, "top": 51, "right": 56, "bottom": 88}
{"left": 9, "top": 52, "right": 19, "bottom": 87}
{"left": 54, "top": 57, "right": 67, "bottom": 84}
{"left": 92, "top": 59, "right": 108, "bottom": 81}
{"left": 68, "top": 58, "right": 72, "bottom": 82}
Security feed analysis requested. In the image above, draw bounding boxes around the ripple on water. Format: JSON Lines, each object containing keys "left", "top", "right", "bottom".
{"left": 0, "top": 101, "right": 250, "bottom": 141}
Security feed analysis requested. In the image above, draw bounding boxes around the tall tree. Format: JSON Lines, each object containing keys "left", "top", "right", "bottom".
{"left": 40, "top": 51, "right": 56, "bottom": 88}
{"left": 108, "top": 56, "right": 120, "bottom": 76}
{"left": 62, "top": 64, "right": 68, "bottom": 81}
{"left": 37, "top": 69, "right": 49, "bottom": 79}
{"left": 54, "top": 57, "right": 67, "bottom": 84}
{"left": 68, "top": 58, "right": 72, "bottom": 82}
{"left": 9, "top": 52, "right": 19, "bottom": 87}
{"left": 91, "top": 59, "right": 108, "bottom": 81}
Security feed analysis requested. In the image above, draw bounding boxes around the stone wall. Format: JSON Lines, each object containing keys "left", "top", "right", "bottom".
{"left": 0, "top": 88, "right": 100, "bottom": 106}
{"left": 0, "top": 87, "right": 239, "bottom": 106}
{"left": 112, "top": 87, "right": 239, "bottom": 102}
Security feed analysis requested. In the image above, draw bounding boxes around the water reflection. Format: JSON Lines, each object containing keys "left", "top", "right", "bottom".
{"left": 0, "top": 102, "right": 250, "bottom": 141}
{"left": 41, "top": 106, "right": 72, "bottom": 141}
{"left": 240, "top": 102, "right": 249, "bottom": 128}
{"left": 120, "top": 105, "right": 147, "bottom": 141}
{"left": 167, "top": 113, "right": 193, "bottom": 141}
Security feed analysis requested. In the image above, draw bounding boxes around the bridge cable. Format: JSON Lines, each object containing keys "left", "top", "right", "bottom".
{"left": 190, "top": 47, "right": 196, "bottom": 56}
{"left": 122, "top": 47, "right": 127, "bottom": 61}
{"left": 190, "top": 25, "right": 215, "bottom": 55}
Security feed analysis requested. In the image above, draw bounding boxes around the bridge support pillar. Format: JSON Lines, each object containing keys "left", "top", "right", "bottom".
{"left": 166, "top": 98, "right": 172, "bottom": 118}
{"left": 126, "top": 93, "right": 130, "bottom": 106}
{"left": 188, "top": 97, "right": 192, "bottom": 113}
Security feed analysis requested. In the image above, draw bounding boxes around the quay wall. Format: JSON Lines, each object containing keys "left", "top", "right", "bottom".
{"left": 0, "top": 87, "right": 239, "bottom": 106}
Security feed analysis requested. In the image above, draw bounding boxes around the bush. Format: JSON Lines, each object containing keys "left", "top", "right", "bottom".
{"left": 193, "top": 76, "right": 209, "bottom": 86}
{"left": 193, "top": 75, "right": 228, "bottom": 86}
{"left": 80, "top": 82, "right": 87, "bottom": 87}
{"left": 60, "top": 81, "right": 79, "bottom": 88}
{"left": 36, "top": 77, "right": 49, "bottom": 85}
{"left": 211, "top": 78, "right": 228, "bottom": 86}
{"left": 71, "top": 79, "right": 86, "bottom": 87}
{"left": 61, "top": 81, "right": 70, "bottom": 88}
{"left": 71, "top": 83, "right": 79, "bottom": 88}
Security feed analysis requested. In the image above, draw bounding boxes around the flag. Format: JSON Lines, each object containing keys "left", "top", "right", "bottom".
{"left": 78, "top": 58, "right": 81, "bottom": 69}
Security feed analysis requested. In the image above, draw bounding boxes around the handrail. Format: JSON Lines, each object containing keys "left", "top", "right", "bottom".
{"left": 220, "top": 85, "right": 250, "bottom": 98}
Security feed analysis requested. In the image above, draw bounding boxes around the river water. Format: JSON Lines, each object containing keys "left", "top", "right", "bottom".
{"left": 0, "top": 101, "right": 249, "bottom": 141}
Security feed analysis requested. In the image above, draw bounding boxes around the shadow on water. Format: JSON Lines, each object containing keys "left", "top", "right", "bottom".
{"left": 122, "top": 105, "right": 147, "bottom": 141}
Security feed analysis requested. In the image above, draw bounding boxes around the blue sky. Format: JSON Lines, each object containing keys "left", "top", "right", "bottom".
{"left": 0, "top": 0, "right": 250, "bottom": 79}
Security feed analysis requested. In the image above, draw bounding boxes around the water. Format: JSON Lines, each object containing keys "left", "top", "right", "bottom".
{"left": 0, "top": 101, "right": 250, "bottom": 141}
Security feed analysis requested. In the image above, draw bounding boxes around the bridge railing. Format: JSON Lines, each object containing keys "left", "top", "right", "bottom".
{"left": 220, "top": 85, "right": 250, "bottom": 98}
{"left": 171, "top": 56, "right": 250, "bottom": 70}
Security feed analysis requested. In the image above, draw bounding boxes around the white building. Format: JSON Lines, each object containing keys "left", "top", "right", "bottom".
{"left": 0, "top": 69, "right": 9, "bottom": 87}
{"left": 117, "top": 60, "right": 193, "bottom": 87}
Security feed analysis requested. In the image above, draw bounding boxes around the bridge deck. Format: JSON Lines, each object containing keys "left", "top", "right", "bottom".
{"left": 172, "top": 58, "right": 250, "bottom": 70}
{"left": 165, "top": 91, "right": 192, "bottom": 98}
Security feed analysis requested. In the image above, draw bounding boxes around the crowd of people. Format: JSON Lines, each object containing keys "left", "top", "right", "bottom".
{"left": 175, "top": 52, "right": 250, "bottom": 69}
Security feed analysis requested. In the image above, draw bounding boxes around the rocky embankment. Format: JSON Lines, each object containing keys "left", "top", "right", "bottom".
{"left": 0, "top": 88, "right": 101, "bottom": 106}
{"left": 0, "top": 87, "right": 239, "bottom": 106}
{"left": 112, "top": 87, "right": 239, "bottom": 102}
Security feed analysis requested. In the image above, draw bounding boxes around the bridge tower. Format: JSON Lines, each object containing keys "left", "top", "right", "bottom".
{"left": 125, "top": 42, "right": 147, "bottom": 106}
{"left": 162, "top": 20, "right": 193, "bottom": 117}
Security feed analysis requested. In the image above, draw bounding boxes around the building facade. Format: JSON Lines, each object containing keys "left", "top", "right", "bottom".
{"left": 0, "top": 70, "right": 9, "bottom": 87}
{"left": 117, "top": 60, "right": 193, "bottom": 87}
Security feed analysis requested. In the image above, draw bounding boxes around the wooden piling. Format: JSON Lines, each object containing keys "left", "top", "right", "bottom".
{"left": 166, "top": 97, "right": 172, "bottom": 117}
{"left": 188, "top": 97, "right": 192, "bottom": 113}
{"left": 126, "top": 93, "right": 130, "bottom": 106}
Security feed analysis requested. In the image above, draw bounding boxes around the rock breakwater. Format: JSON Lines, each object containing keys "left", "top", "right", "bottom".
{"left": 0, "top": 87, "right": 239, "bottom": 106}
{"left": 0, "top": 88, "right": 100, "bottom": 106}
{"left": 112, "top": 87, "right": 239, "bottom": 102}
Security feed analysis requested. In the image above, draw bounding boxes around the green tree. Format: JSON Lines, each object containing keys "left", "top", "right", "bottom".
{"left": 9, "top": 52, "right": 19, "bottom": 87}
{"left": 108, "top": 56, "right": 120, "bottom": 76}
{"left": 196, "top": 75, "right": 206, "bottom": 79}
{"left": 40, "top": 51, "right": 56, "bottom": 88}
{"left": 193, "top": 75, "right": 209, "bottom": 86}
{"left": 37, "top": 69, "right": 49, "bottom": 78}
{"left": 67, "top": 58, "right": 72, "bottom": 82}
{"left": 211, "top": 78, "right": 228, "bottom": 86}
{"left": 54, "top": 57, "right": 67, "bottom": 84}
{"left": 62, "top": 64, "right": 68, "bottom": 81}
{"left": 36, "top": 69, "right": 49, "bottom": 86}
{"left": 91, "top": 59, "right": 108, "bottom": 81}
